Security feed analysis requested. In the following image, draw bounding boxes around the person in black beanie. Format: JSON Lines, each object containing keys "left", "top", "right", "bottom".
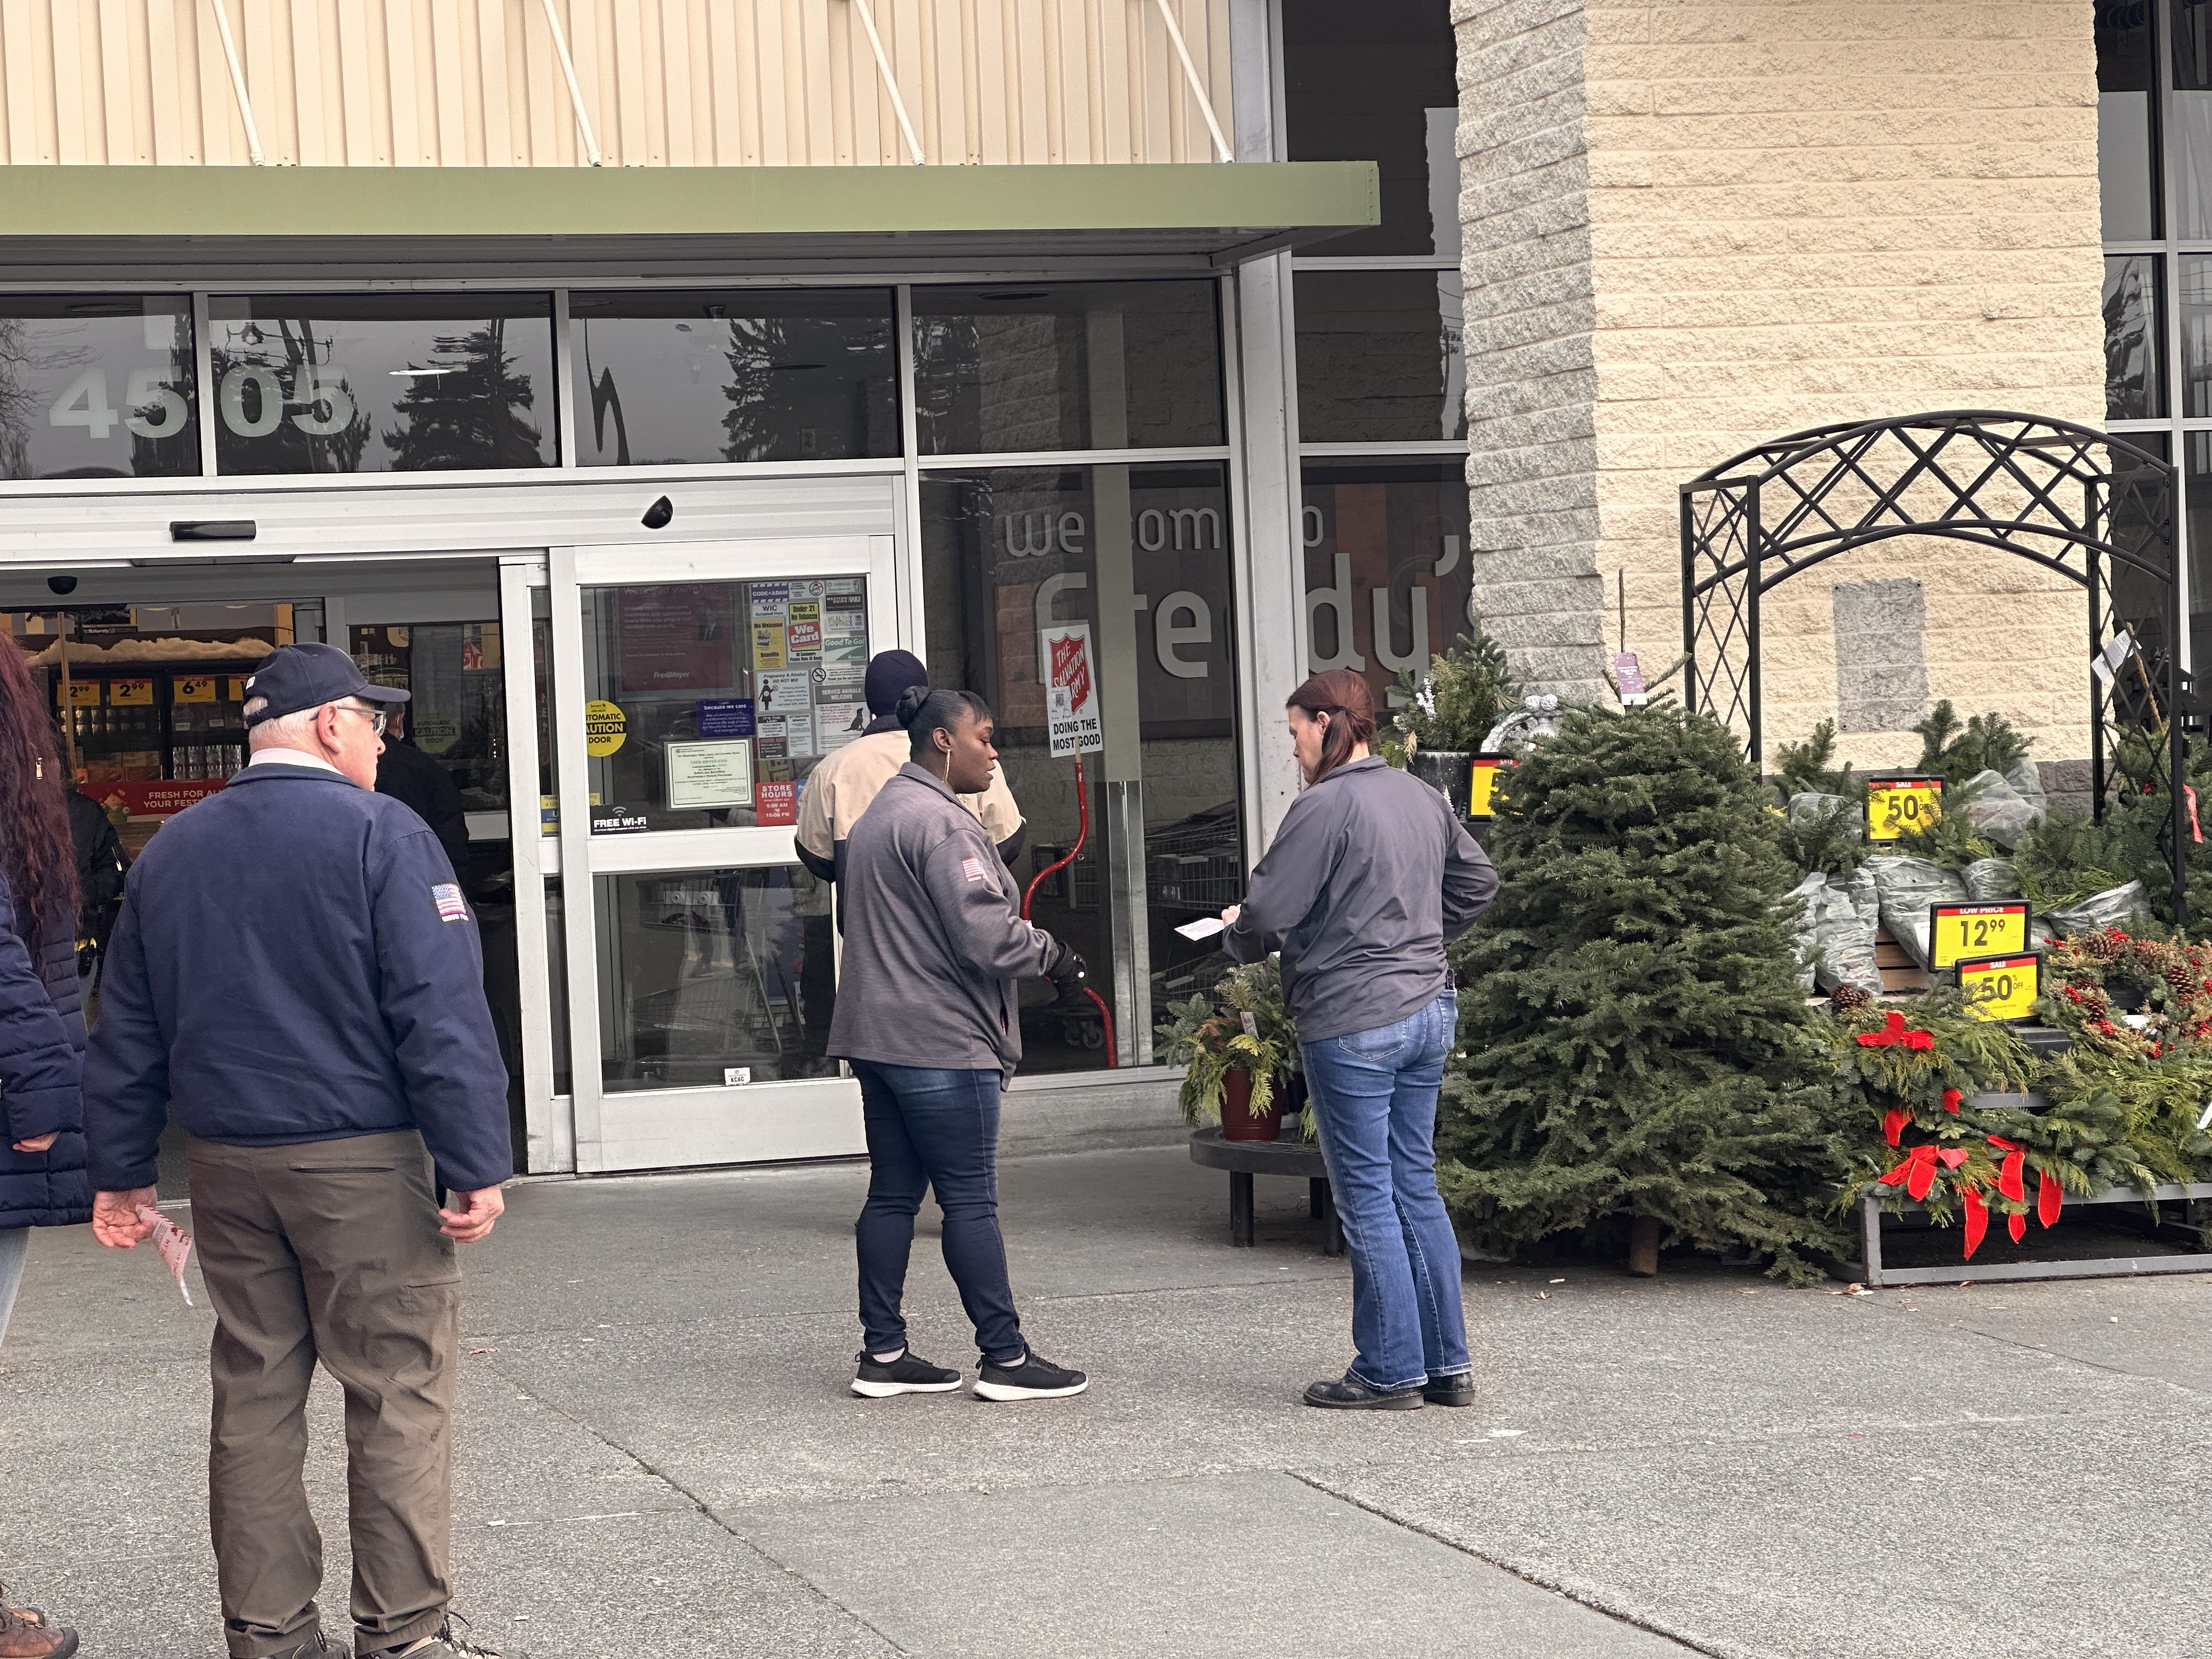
{"left": 793, "top": 650, "right": 1025, "bottom": 1058}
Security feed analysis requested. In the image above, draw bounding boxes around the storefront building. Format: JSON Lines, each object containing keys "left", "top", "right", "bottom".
{"left": 0, "top": 1, "right": 1481, "bottom": 1173}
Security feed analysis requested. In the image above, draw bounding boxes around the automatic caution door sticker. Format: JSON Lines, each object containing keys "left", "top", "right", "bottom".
{"left": 585, "top": 699, "right": 627, "bottom": 757}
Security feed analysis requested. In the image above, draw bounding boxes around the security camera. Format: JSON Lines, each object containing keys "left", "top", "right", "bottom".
{"left": 47, "top": 575, "right": 76, "bottom": 595}
{"left": 641, "top": 496, "right": 674, "bottom": 530}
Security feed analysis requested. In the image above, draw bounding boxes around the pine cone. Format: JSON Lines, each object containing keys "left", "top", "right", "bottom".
{"left": 1831, "top": 984, "right": 1874, "bottom": 1012}
{"left": 2082, "top": 930, "right": 2125, "bottom": 963}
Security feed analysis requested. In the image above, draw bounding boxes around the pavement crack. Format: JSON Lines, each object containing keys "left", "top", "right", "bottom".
{"left": 1288, "top": 1471, "right": 1726, "bottom": 1657}
{"left": 472, "top": 1357, "right": 915, "bottom": 1655}
{"left": 1960, "top": 1325, "right": 2208, "bottom": 1396}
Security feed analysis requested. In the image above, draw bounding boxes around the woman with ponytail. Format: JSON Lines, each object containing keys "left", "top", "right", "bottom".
{"left": 0, "top": 630, "right": 88, "bottom": 1657}
{"left": 1221, "top": 669, "right": 1497, "bottom": 1410}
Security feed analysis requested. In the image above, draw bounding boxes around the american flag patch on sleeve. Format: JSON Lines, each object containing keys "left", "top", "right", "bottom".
{"left": 961, "top": 855, "right": 986, "bottom": 883}
{"left": 431, "top": 883, "right": 470, "bottom": 922}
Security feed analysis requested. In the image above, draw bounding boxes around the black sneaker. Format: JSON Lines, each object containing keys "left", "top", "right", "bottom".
{"left": 1424, "top": 1371, "right": 1477, "bottom": 1407}
{"left": 973, "top": 1348, "right": 1088, "bottom": 1401}
{"left": 268, "top": 1636, "right": 341, "bottom": 1659}
{"left": 851, "top": 1348, "right": 963, "bottom": 1398}
{"left": 370, "top": 1615, "right": 518, "bottom": 1657}
{"left": 1304, "top": 1374, "right": 1425, "bottom": 1410}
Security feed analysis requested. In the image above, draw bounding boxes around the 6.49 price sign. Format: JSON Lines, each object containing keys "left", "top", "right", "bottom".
{"left": 1929, "top": 901, "right": 2032, "bottom": 970}
{"left": 1866, "top": 775, "right": 1943, "bottom": 842}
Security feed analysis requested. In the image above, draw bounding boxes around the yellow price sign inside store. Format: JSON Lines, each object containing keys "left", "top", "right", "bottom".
{"left": 172, "top": 675, "right": 217, "bottom": 703}
{"left": 64, "top": 681, "right": 99, "bottom": 707}
{"left": 1929, "top": 901, "right": 2031, "bottom": 970}
{"left": 1959, "top": 953, "right": 2040, "bottom": 1022}
{"left": 1866, "top": 775, "right": 1943, "bottom": 841}
{"left": 1467, "top": 754, "right": 1515, "bottom": 819}
{"left": 108, "top": 678, "right": 153, "bottom": 706}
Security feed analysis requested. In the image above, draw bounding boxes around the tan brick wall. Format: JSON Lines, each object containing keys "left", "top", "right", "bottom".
{"left": 1460, "top": 0, "right": 2107, "bottom": 771}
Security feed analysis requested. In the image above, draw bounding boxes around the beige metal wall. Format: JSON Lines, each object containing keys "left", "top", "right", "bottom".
{"left": 0, "top": 0, "right": 1231, "bottom": 166}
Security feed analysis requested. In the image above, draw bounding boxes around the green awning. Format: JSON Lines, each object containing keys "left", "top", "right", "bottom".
{"left": 0, "top": 162, "right": 1377, "bottom": 279}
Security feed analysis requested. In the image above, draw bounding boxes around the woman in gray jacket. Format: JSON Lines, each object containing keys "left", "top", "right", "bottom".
{"left": 1223, "top": 669, "right": 1497, "bottom": 1410}
{"left": 827, "top": 687, "right": 1091, "bottom": 1403}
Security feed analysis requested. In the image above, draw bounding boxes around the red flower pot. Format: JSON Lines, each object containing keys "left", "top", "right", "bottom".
{"left": 1220, "top": 1068, "right": 1283, "bottom": 1142}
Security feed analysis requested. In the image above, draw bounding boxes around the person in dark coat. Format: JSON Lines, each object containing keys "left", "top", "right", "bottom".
{"left": 63, "top": 777, "right": 125, "bottom": 977}
{"left": 374, "top": 704, "right": 471, "bottom": 876}
{"left": 0, "top": 633, "right": 89, "bottom": 1659}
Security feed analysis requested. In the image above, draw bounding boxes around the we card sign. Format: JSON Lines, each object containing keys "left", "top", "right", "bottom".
{"left": 1042, "top": 622, "right": 1103, "bottom": 758}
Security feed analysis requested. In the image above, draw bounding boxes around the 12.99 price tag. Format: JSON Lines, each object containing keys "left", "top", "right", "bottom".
{"left": 1929, "top": 901, "right": 2032, "bottom": 970}
{"left": 1958, "top": 953, "right": 2040, "bottom": 1023}
{"left": 1866, "top": 775, "right": 1943, "bottom": 842}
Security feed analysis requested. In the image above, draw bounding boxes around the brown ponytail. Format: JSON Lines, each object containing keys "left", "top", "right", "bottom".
{"left": 1285, "top": 669, "right": 1375, "bottom": 783}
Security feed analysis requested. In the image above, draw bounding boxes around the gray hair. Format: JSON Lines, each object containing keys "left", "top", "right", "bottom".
{"left": 244, "top": 697, "right": 328, "bottom": 750}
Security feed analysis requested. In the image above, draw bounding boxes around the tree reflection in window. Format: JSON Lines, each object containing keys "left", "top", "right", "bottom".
{"left": 384, "top": 322, "right": 544, "bottom": 470}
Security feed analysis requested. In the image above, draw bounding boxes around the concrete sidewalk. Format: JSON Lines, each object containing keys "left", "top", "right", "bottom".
{"left": 1, "top": 1145, "right": 2203, "bottom": 1658}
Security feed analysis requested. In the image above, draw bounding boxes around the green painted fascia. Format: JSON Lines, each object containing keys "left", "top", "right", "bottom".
{"left": 0, "top": 162, "right": 1375, "bottom": 239}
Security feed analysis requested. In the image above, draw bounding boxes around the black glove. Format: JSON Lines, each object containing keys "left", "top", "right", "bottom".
{"left": 1047, "top": 944, "right": 1089, "bottom": 1000}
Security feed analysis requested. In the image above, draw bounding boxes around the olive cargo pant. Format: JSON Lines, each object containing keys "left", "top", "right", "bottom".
{"left": 188, "top": 1131, "right": 461, "bottom": 1658}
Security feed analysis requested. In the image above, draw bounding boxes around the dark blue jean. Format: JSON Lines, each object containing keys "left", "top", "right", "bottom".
{"left": 1300, "top": 991, "right": 1469, "bottom": 1392}
{"left": 851, "top": 1060, "right": 1025, "bottom": 1365}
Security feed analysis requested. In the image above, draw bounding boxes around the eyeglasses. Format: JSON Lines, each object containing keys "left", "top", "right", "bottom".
{"left": 331, "top": 704, "right": 389, "bottom": 737}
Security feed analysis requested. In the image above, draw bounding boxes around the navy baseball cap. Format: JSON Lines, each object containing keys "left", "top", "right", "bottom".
{"left": 241, "top": 642, "right": 410, "bottom": 726}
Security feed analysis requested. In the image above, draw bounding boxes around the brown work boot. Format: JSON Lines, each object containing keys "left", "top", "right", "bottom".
{"left": 0, "top": 1604, "right": 76, "bottom": 1658}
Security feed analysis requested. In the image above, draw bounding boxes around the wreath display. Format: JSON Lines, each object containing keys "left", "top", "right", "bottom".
{"left": 2040, "top": 927, "right": 2212, "bottom": 1057}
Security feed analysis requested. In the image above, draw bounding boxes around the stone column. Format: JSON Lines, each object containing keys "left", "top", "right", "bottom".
{"left": 1455, "top": 0, "right": 2107, "bottom": 769}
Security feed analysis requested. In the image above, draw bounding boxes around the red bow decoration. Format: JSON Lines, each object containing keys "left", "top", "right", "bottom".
{"left": 1880, "top": 1143, "right": 1969, "bottom": 1200}
{"left": 1942, "top": 1088, "right": 1962, "bottom": 1114}
{"left": 2008, "top": 1210, "right": 2027, "bottom": 1242}
{"left": 1962, "top": 1188, "right": 1989, "bottom": 1260}
{"left": 1857, "top": 1011, "right": 1934, "bottom": 1051}
{"left": 1883, "top": 1109, "right": 1911, "bottom": 1146}
{"left": 2039, "top": 1168, "right": 2063, "bottom": 1228}
{"left": 1988, "top": 1136, "right": 2026, "bottom": 1203}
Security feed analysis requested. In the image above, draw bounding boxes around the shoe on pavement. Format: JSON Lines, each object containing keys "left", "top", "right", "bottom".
{"left": 1424, "top": 1370, "right": 1477, "bottom": 1407}
{"left": 0, "top": 1606, "right": 74, "bottom": 1659}
{"left": 369, "top": 1615, "right": 520, "bottom": 1657}
{"left": 0, "top": 1585, "right": 44, "bottom": 1628}
{"left": 851, "top": 1348, "right": 963, "bottom": 1398}
{"left": 1304, "top": 1374, "right": 1425, "bottom": 1410}
{"left": 267, "top": 1636, "right": 342, "bottom": 1659}
{"left": 973, "top": 1349, "right": 1088, "bottom": 1401}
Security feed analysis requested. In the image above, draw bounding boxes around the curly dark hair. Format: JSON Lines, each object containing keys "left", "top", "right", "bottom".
{"left": 0, "top": 631, "right": 77, "bottom": 946}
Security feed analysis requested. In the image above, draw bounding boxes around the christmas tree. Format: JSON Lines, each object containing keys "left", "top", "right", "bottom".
{"left": 1436, "top": 698, "right": 1846, "bottom": 1282}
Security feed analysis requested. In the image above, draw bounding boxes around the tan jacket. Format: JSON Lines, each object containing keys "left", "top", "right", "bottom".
{"left": 796, "top": 727, "right": 1024, "bottom": 882}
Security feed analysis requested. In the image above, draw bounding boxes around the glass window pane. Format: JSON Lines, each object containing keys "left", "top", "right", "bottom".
{"left": 1294, "top": 270, "right": 1467, "bottom": 443}
{"left": 2177, "top": 257, "right": 2212, "bottom": 415}
{"left": 209, "top": 294, "right": 556, "bottom": 475}
{"left": 2105, "top": 254, "right": 2166, "bottom": 420}
{"left": 920, "top": 463, "right": 1242, "bottom": 1066}
{"left": 911, "top": 281, "right": 1223, "bottom": 455}
{"left": 579, "top": 575, "right": 872, "bottom": 833}
{"left": 1283, "top": 0, "right": 1460, "bottom": 257}
{"left": 595, "top": 865, "right": 835, "bottom": 1091}
{"left": 2099, "top": 1, "right": 2157, "bottom": 240}
{"left": 569, "top": 288, "right": 898, "bottom": 465}
{"left": 1301, "top": 460, "right": 1472, "bottom": 718}
{"left": 0, "top": 296, "right": 198, "bottom": 480}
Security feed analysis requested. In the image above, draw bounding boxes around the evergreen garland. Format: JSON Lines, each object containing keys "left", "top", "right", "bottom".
{"left": 1435, "top": 698, "right": 1847, "bottom": 1283}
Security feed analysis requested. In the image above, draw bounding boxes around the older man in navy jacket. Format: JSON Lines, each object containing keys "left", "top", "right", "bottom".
{"left": 84, "top": 642, "right": 517, "bottom": 1659}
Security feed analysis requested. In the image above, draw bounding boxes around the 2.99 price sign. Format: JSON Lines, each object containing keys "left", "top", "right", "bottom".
{"left": 1866, "top": 775, "right": 1944, "bottom": 842}
{"left": 1958, "top": 953, "right": 2040, "bottom": 1023}
{"left": 1928, "top": 901, "right": 2032, "bottom": 970}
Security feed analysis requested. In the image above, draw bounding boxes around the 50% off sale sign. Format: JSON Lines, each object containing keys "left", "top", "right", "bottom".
{"left": 1866, "top": 775, "right": 1943, "bottom": 842}
{"left": 1957, "top": 954, "right": 2041, "bottom": 1023}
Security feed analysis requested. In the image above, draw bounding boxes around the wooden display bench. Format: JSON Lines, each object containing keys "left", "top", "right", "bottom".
{"left": 1187, "top": 1127, "right": 1342, "bottom": 1256}
{"left": 1848, "top": 1181, "right": 2212, "bottom": 1286}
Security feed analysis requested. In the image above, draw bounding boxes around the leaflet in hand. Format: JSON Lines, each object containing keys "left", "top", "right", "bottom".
{"left": 136, "top": 1204, "right": 195, "bottom": 1306}
{"left": 1175, "top": 916, "right": 1228, "bottom": 941}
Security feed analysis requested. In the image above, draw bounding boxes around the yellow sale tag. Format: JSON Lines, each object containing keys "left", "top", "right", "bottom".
{"left": 1866, "top": 776, "right": 1942, "bottom": 841}
{"left": 1959, "top": 953, "right": 2040, "bottom": 1022}
{"left": 109, "top": 678, "right": 153, "bottom": 705}
{"left": 64, "top": 681, "right": 99, "bottom": 706}
{"left": 1468, "top": 754, "right": 1514, "bottom": 819}
{"left": 172, "top": 676, "right": 216, "bottom": 703}
{"left": 1930, "top": 901, "right": 2031, "bottom": 970}
{"left": 225, "top": 678, "right": 250, "bottom": 701}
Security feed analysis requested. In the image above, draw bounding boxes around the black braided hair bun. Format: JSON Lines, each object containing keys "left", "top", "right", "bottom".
{"left": 895, "top": 685, "right": 933, "bottom": 730}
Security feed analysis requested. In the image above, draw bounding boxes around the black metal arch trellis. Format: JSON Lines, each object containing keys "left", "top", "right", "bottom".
{"left": 1679, "top": 409, "right": 2188, "bottom": 925}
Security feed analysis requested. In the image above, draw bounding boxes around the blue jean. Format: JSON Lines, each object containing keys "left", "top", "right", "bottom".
{"left": 0, "top": 1226, "right": 24, "bottom": 1348}
{"left": 851, "top": 1060, "right": 1025, "bottom": 1365}
{"left": 1301, "top": 991, "right": 1469, "bottom": 1392}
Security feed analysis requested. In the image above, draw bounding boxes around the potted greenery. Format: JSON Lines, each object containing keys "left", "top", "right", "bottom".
{"left": 1380, "top": 618, "right": 1518, "bottom": 819}
{"left": 1157, "top": 958, "right": 1304, "bottom": 1141}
